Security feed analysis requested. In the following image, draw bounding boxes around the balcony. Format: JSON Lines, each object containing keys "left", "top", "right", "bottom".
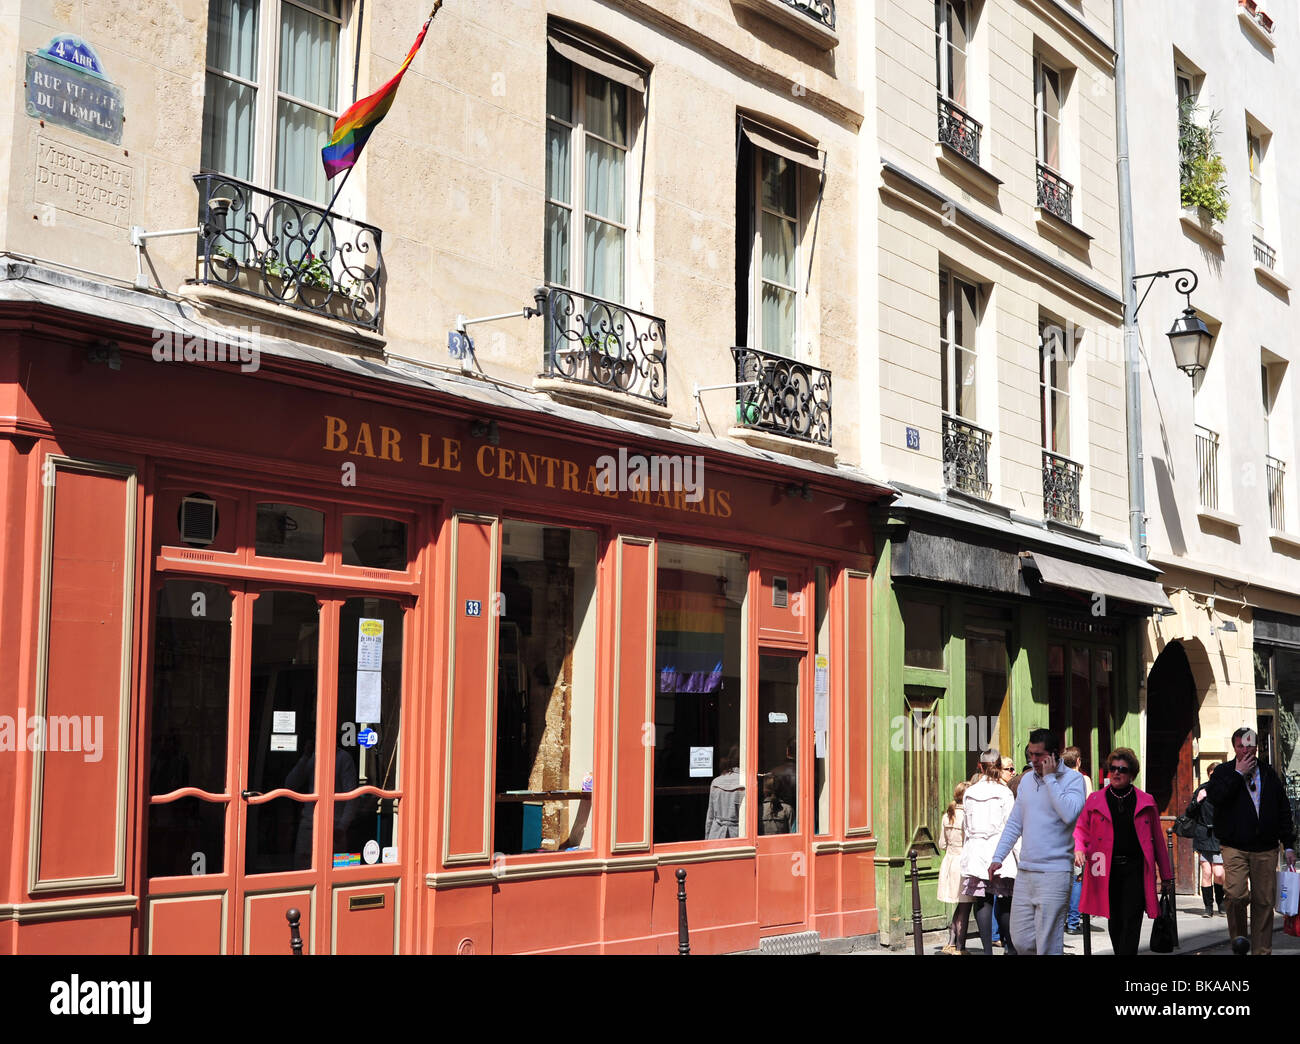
{"left": 942, "top": 414, "right": 992, "bottom": 500}
{"left": 1036, "top": 164, "right": 1074, "bottom": 226}
{"left": 193, "top": 173, "right": 383, "bottom": 332}
{"left": 732, "top": 346, "right": 832, "bottom": 446}
{"left": 1042, "top": 450, "right": 1083, "bottom": 527}
{"left": 733, "top": 0, "right": 837, "bottom": 47}
{"left": 1195, "top": 425, "right": 1220, "bottom": 510}
{"left": 540, "top": 287, "right": 667, "bottom": 406}
{"left": 1254, "top": 235, "right": 1277, "bottom": 269}
{"left": 1268, "top": 455, "right": 1286, "bottom": 530}
{"left": 937, "top": 95, "right": 982, "bottom": 167}
{"left": 778, "top": 0, "right": 835, "bottom": 31}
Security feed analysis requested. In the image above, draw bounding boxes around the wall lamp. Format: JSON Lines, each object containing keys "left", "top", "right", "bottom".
{"left": 130, "top": 196, "right": 233, "bottom": 291}
{"left": 783, "top": 481, "right": 813, "bottom": 501}
{"left": 1132, "top": 268, "right": 1213, "bottom": 380}
{"left": 86, "top": 340, "right": 121, "bottom": 371}
{"left": 469, "top": 419, "right": 499, "bottom": 446}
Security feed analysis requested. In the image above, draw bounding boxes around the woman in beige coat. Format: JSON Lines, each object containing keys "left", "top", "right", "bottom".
{"left": 938, "top": 781, "right": 970, "bottom": 954}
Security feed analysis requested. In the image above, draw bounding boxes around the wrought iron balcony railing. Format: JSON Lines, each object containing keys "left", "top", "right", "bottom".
{"left": 937, "top": 95, "right": 982, "bottom": 166}
{"left": 1268, "top": 454, "right": 1286, "bottom": 530}
{"left": 1042, "top": 449, "right": 1083, "bottom": 526}
{"left": 732, "top": 346, "right": 832, "bottom": 446}
{"left": 1037, "top": 164, "right": 1074, "bottom": 225}
{"left": 193, "top": 173, "right": 383, "bottom": 331}
{"left": 942, "top": 413, "right": 992, "bottom": 499}
{"left": 541, "top": 287, "right": 667, "bottom": 406}
{"left": 1254, "top": 234, "right": 1277, "bottom": 270}
{"left": 778, "top": 0, "right": 835, "bottom": 31}
{"left": 1195, "top": 425, "right": 1220, "bottom": 510}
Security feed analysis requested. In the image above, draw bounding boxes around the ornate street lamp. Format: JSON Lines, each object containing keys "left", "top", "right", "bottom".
{"left": 1132, "top": 269, "right": 1213, "bottom": 380}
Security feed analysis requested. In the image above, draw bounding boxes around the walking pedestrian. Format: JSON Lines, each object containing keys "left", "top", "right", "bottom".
{"left": 1072, "top": 747, "right": 1173, "bottom": 955}
{"left": 958, "top": 749, "right": 1017, "bottom": 955}
{"left": 989, "top": 728, "right": 1085, "bottom": 954}
{"left": 1188, "top": 761, "right": 1225, "bottom": 917}
{"left": 1205, "top": 728, "right": 1297, "bottom": 954}
{"left": 939, "top": 781, "right": 970, "bottom": 954}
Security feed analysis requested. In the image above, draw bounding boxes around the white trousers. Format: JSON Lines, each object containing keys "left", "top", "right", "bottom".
{"left": 1010, "top": 868, "right": 1073, "bottom": 955}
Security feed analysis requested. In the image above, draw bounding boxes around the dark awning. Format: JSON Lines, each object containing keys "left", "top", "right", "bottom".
{"left": 1021, "top": 552, "right": 1172, "bottom": 610}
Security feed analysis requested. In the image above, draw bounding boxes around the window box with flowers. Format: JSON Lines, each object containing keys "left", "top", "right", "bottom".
{"left": 1239, "top": 0, "right": 1276, "bottom": 49}
{"left": 1178, "top": 98, "right": 1229, "bottom": 243}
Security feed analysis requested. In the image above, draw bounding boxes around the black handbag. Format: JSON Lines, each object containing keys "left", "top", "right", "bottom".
{"left": 1173, "top": 801, "right": 1199, "bottom": 839}
{"left": 1150, "top": 888, "right": 1179, "bottom": 953}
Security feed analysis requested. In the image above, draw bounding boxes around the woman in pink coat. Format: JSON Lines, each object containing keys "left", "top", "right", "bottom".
{"left": 1073, "top": 747, "right": 1173, "bottom": 954}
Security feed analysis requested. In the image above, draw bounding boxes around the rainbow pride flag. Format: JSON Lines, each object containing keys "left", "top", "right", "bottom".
{"left": 321, "top": 4, "right": 440, "bottom": 180}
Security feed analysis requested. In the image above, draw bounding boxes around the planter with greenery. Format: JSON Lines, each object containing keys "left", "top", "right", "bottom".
{"left": 1179, "top": 97, "right": 1229, "bottom": 223}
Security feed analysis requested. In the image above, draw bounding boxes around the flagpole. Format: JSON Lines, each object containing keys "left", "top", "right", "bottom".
{"left": 298, "top": 1, "right": 442, "bottom": 284}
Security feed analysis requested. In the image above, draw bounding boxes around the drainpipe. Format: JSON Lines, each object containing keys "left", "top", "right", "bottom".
{"left": 1113, "top": 0, "right": 1147, "bottom": 560}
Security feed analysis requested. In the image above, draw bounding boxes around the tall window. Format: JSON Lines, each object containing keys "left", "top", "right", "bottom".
{"left": 1035, "top": 58, "right": 1063, "bottom": 172}
{"left": 935, "top": 0, "right": 969, "bottom": 106}
{"left": 201, "top": 0, "right": 345, "bottom": 205}
{"left": 1248, "top": 126, "right": 1265, "bottom": 232}
{"left": 1040, "top": 320, "right": 1071, "bottom": 456}
{"left": 545, "top": 54, "right": 629, "bottom": 304}
{"left": 939, "top": 270, "right": 979, "bottom": 421}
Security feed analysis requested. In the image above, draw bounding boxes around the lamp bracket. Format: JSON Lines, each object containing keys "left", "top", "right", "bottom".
{"left": 1132, "top": 268, "right": 1199, "bottom": 320}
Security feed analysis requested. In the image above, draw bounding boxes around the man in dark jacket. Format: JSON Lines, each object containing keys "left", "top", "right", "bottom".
{"left": 1206, "top": 728, "right": 1298, "bottom": 954}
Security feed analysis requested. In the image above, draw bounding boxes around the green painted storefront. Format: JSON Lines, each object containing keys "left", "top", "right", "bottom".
{"left": 869, "top": 499, "right": 1162, "bottom": 947}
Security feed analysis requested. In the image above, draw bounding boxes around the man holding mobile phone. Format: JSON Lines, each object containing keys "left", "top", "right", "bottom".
{"left": 1206, "top": 727, "right": 1297, "bottom": 955}
{"left": 988, "top": 728, "right": 1085, "bottom": 954}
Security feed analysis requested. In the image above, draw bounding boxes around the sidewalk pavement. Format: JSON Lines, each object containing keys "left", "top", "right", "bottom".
{"left": 839, "top": 896, "right": 1298, "bottom": 955}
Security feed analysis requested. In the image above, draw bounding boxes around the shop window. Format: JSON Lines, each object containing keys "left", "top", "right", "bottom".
{"left": 1049, "top": 638, "right": 1116, "bottom": 781}
{"left": 758, "top": 654, "right": 800, "bottom": 834}
{"left": 965, "top": 627, "right": 1010, "bottom": 781}
{"left": 255, "top": 502, "right": 325, "bottom": 561}
{"left": 246, "top": 590, "right": 320, "bottom": 874}
{"left": 147, "top": 580, "right": 233, "bottom": 877}
{"left": 813, "top": 565, "right": 830, "bottom": 835}
{"left": 653, "top": 544, "right": 747, "bottom": 844}
{"left": 342, "top": 514, "right": 408, "bottom": 571}
{"left": 201, "top": 0, "right": 348, "bottom": 206}
{"left": 493, "top": 522, "right": 598, "bottom": 855}
{"left": 334, "top": 597, "right": 403, "bottom": 860}
{"left": 902, "top": 599, "right": 945, "bottom": 671}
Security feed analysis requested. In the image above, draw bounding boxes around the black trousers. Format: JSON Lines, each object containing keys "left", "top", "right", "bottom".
{"left": 1108, "top": 856, "right": 1145, "bottom": 955}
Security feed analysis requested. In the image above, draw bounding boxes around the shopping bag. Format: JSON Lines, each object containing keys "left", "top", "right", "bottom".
{"left": 1278, "top": 870, "right": 1300, "bottom": 916}
{"left": 1150, "top": 888, "right": 1179, "bottom": 953}
{"left": 1284, "top": 914, "right": 1300, "bottom": 938}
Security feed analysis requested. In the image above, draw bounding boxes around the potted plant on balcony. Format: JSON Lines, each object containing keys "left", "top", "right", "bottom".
{"left": 1179, "top": 98, "right": 1229, "bottom": 224}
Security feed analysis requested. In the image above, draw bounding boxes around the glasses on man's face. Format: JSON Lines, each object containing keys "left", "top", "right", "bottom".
{"left": 1108, "top": 764, "right": 1131, "bottom": 775}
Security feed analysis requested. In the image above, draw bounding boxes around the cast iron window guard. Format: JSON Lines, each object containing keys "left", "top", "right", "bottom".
{"left": 1042, "top": 449, "right": 1083, "bottom": 526}
{"left": 1195, "top": 424, "right": 1220, "bottom": 510}
{"left": 1267, "top": 454, "right": 1286, "bottom": 530}
{"left": 778, "top": 0, "right": 835, "bottom": 31}
{"left": 192, "top": 172, "right": 384, "bottom": 332}
{"left": 942, "top": 413, "right": 992, "bottom": 499}
{"left": 540, "top": 286, "right": 667, "bottom": 406}
{"left": 1253, "top": 234, "right": 1278, "bottom": 270}
{"left": 1037, "top": 163, "right": 1074, "bottom": 225}
{"left": 732, "top": 346, "right": 832, "bottom": 446}
{"left": 937, "top": 95, "right": 982, "bottom": 166}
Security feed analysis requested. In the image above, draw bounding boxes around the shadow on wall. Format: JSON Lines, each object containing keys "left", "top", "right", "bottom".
{"left": 1151, "top": 456, "right": 1186, "bottom": 555}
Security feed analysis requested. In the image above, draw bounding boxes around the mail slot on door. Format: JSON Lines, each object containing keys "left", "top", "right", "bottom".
{"left": 349, "top": 893, "right": 386, "bottom": 912}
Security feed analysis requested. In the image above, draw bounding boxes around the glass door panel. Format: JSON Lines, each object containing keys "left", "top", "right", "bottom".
{"left": 757, "top": 654, "right": 800, "bottom": 835}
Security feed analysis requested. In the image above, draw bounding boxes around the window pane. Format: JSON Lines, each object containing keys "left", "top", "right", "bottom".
{"left": 247, "top": 591, "right": 320, "bottom": 874}
{"left": 902, "top": 600, "right": 944, "bottom": 670}
{"left": 955, "top": 346, "right": 977, "bottom": 419}
{"left": 1053, "top": 388, "right": 1070, "bottom": 455}
{"left": 255, "top": 503, "right": 325, "bottom": 561}
{"left": 202, "top": 72, "right": 256, "bottom": 180}
{"left": 584, "top": 137, "right": 625, "bottom": 223}
{"left": 958, "top": 280, "right": 977, "bottom": 347}
{"left": 762, "top": 284, "right": 795, "bottom": 357}
{"left": 294, "top": 0, "right": 341, "bottom": 16}
{"left": 758, "top": 655, "right": 800, "bottom": 834}
{"left": 547, "top": 54, "right": 573, "bottom": 124}
{"left": 584, "top": 71, "right": 627, "bottom": 146}
{"left": 584, "top": 217, "right": 624, "bottom": 302}
{"left": 655, "top": 544, "right": 747, "bottom": 843}
{"left": 150, "top": 580, "right": 233, "bottom": 795}
{"left": 966, "top": 629, "right": 1009, "bottom": 780}
{"left": 342, "top": 515, "right": 408, "bottom": 570}
{"left": 149, "top": 798, "right": 226, "bottom": 878}
{"left": 1071, "top": 645, "right": 1091, "bottom": 776}
{"left": 494, "top": 524, "right": 598, "bottom": 855}
{"left": 335, "top": 597, "right": 403, "bottom": 858}
{"left": 761, "top": 154, "right": 796, "bottom": 216}
{"left": 545, "top": 203, "right": 571, "bottom": 287}
{"left": 275, "top": 97, "right": 333, "bottom": 203}
{"left": 761, "top": 211, "right": 796, "bottom": 287}
{"left": 279, "top": 3, "right": 338, "bottom": 109}
{"left": 546, "top": 122, "right": 571, "bottom": 203}
{"left": 814, "top": 567, "right": 830, "bottom": 836}
{"left": 1042, "top": 66, "right": 1061, "bottom": 120}
{"left": 206, "top": 0, "right": 260, "bottom": 80}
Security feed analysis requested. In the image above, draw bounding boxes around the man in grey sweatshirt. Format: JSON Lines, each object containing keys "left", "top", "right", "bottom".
{"left": 988, "top": 728, "right": 1086, "bottom": 954}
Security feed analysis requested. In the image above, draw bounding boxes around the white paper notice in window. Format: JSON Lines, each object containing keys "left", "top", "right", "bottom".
{"left": 689, "top": 746, "right": 714, "bottom": 778}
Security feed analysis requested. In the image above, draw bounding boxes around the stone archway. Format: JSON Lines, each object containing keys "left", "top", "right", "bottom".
{"left": 1146, "top": 641, "right": 1200, "bottom": 892}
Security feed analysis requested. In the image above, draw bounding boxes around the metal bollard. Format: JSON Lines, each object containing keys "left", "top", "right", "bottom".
{"left": 908, "top": 848, "right": 924, "bottom": 955}
{"left": 676, "top": 868, "right": 690, "bottom": 955}
{"left": 1083, "top": 913, "right": 1091, "bottom": 956}
{"left": 286, "top": 907, "right": 303, "bottom": 956}
{"left": 1165, "top": 828, "right": 1180, "bottom": 950}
